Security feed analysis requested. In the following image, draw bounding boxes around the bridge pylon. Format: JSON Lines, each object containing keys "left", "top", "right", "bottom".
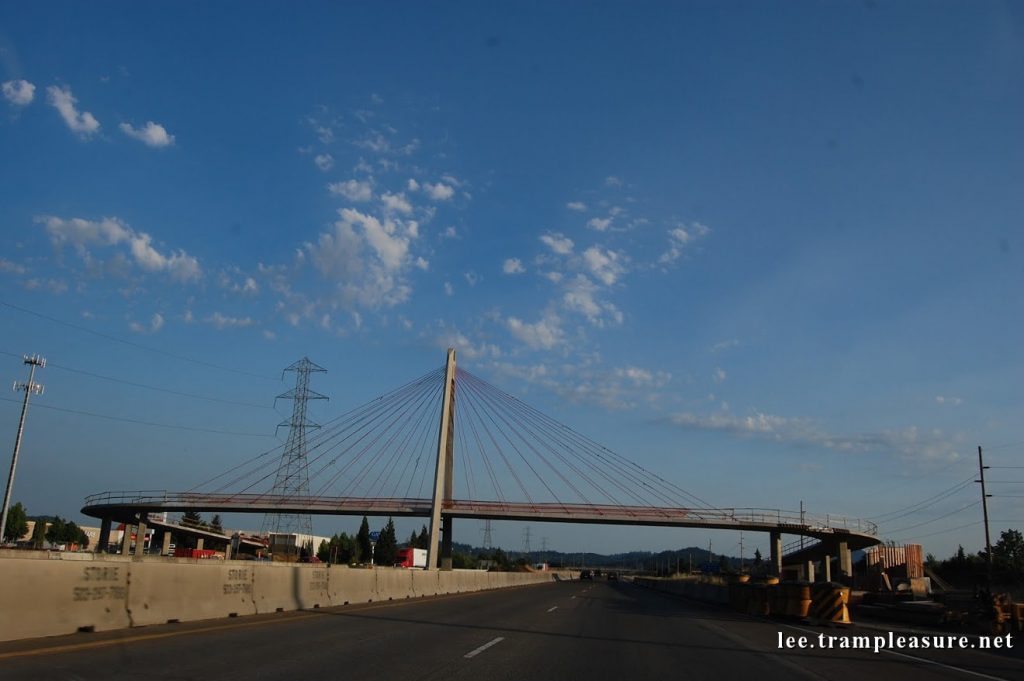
{"left": 427, "top": 348, "right": 456, "bottom": 570}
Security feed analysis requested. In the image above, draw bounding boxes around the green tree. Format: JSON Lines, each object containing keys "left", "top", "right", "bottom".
{"left": 356, "top": 516, "right": 372, "bottom": 564}
{"left": 317, "top": 539, "right": 331, "bottom": 562}
{"left": 31, "top": 518, "right": 46, "bottom": 548}
{"left": 3, "top": 501, "right": 29, "bottom": 543}
{"left": 210, "top": 514, "right": 224, "bottom": 534}
{"left": 181, "top": 510, "right": 204, "bottom": 529}
{"left": 993, "top": 529, "right": 1024, "bottom": 576}
{"left": 416, "top": 525, "right": 429, "bottom": 549}
{"left": 753, "top": 548, "right": 763, "bottom": 567}
{"left": 375, "top": 518, "right": 398, "bottom": 566}
{"left": 45, "top": 517, "right": 66, "bottom": 545}
{"left": 407, "top": 530, "right": 418, "bottom": 548}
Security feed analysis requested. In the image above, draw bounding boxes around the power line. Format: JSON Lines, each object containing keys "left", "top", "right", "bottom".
{"left": 866, "top": 475, "right": 976, "bottom": 522}
{"left": 885, "top": 500, "right": 981, "bottom": 535}
{"left": 0, "top": 396, "right": 272, "bottom": 437}
{"left": 1, "top": 349, "right": 270, "bottom": 409}
{"left": 0, "top": 300, "right": 278, "bottom": 382}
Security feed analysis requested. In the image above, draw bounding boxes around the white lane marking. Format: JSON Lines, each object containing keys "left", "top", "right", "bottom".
{"left": 464, "top": 637, "right": 505, "bottom": 659}
{"left": 782, "top": 624, "right": 1012, "bottom": 681}
{"left": 571, "top": 595, "right": 576, "bottom": 599}
{"left": 547, "top": 606, "right": 558, "bottom": 612}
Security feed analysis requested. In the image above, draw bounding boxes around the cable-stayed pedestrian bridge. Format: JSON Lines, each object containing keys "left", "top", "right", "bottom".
{"left": 82, "top": 349, "right": 879, "bottom": 571}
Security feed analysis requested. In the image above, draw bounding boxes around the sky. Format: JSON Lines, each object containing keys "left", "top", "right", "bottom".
{"left": 0, "top": 1, "right": 1021, "bottom": 560}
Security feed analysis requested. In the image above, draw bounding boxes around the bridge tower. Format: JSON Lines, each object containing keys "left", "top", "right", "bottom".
{"left": 427, "top": 348, "right": 457, "bottom": 570}
{"left": 261, "top": 357, "right": 328, "bottom": 548}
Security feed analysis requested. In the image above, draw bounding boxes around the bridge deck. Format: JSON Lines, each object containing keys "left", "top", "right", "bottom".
{"left": 82, "top": 491, "right": 879, "bottom": 550}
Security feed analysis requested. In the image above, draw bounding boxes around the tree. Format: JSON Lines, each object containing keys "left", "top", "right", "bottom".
{"left": 3, "top": 502, "right": 29, "bottom": 543}
{"left": 181, "top": 510, "right": 204, "bottom": 529}
{"left": 43, "top": 516, "right": 89, "bottom": 549}
{"left": 416, "top": 525, "right": 429, "bottom": 550}
{"left": 317, "top": 539, "right": 331, "bottom": 562}
{"left": 356, "top": 516, "right": 372, "bottom": 564}
{"left": 993, "top": 529, "right": 1024, "bottom": 576}
{"left": 753, "top": 548, "right": 763, "bottom": 567}
{"left": 31, "top": 518, "right": 46, "bottom": 548}
{"left": 375, "top": 518, "right": 398, "bottom": 566}
{"left": 210, "top": 515, "right": 224, "bottom": 534}
{"left": 407, "top": 530, "right": 418, "bottom": 548}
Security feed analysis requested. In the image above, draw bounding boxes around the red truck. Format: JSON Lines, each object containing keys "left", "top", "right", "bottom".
{"left": 395, "top": 548, "right": 427, "bottom": 568}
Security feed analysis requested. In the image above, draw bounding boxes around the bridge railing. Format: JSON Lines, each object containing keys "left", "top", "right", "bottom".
{"left": 82, "top": 492, "right": 877, "bottom": 537}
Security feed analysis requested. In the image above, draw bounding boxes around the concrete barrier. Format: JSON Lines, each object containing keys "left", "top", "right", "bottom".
{"left": 251, "top": 564, "right": 332, "bottom": 613}
{"left": 374, "top": 568, "right": 416, "bottom": 601}
{"left": 0, "top": 555, "right": 564, "bottom": 643}
{"left": 126, "top": 561, "right": 256, "bottom": 626}
{"left": 328, "top": 566, "right": 378, "bottom": 605}
{"left": 0, "top": 557, "right": 131, "bottom": 641}
{"left": 411, "top": 569, "right": 439, "bottom": 597}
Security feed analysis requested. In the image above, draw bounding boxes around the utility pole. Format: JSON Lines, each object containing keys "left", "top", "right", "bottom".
{"left": 739, "top": 532, "right": 744, "bottom": 574}
{"left": 977, "top": 445, "right": 993, "bottom": 587}
{"left": 1, "top": 354, "right": 45, "bottom": 544}
{"left": 799, "top": 500, "right": 805, "bottom": 550}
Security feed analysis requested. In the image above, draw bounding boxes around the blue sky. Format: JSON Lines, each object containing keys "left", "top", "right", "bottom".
{"left": 1, "top": 1, "right": 1021, "bottom": 559}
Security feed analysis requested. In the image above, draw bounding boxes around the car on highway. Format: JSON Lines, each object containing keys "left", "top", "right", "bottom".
{"left": 579, "top": 569, "right": 593, "bottom": 580}
{"left": 607, "top": 572, "right": 618, "bottom": 581}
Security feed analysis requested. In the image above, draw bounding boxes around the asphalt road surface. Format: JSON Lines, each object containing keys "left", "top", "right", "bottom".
{"left": 2, "top": 579, "right": 1022, "bottom": 680}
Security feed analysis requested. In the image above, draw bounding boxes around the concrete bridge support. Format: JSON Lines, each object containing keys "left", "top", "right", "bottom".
{"left": 838, "top": 540, "right": 852, "bottom": 580}
{"left": 804, "top": 560, "right": 814, "bottom": 582}
{"left": 96, "top": 518, "right": 111, "bottom": 554}
{"left": 769, "top": 531, "right": 782, "bottom": 576}
{"left": 162, "top": 531, "right": 172, "bottom": 556}
{"left": 120, "top": 524, "right": 133, "bottom": 555}
{"left": 134, "top": 521, "right": 147, "bottom": 557}
{"left": 823, "top": 553, "right": 831, "bottom": 582}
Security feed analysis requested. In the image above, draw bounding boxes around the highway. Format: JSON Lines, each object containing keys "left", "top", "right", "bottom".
{"left": 1, "top": 579, "right": 1022, "bottom": 680}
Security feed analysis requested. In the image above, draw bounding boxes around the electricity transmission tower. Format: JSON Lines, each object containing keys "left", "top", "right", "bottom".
{"left": 261, "top": 357, "right": 327, "bottom": 542}
{"left": 481, "top": 519, "right": 493, "bottom": 551}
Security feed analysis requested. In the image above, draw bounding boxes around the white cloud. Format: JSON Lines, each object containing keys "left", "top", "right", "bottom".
{"left": 443, "top": 281, "right": 454, "bottom": 296}
{"left": 328, "top": 179, "right": 373, "bottom": 202}
{"left": 506, "top": 312, "right": 564, "bottom": 350}
{"left": 442, "top": 226, "right": 458, "bottom": 239}
{"left": 605, "top": 176, "right": 623, "bottom": 187}
{"left": 301, "top": 207, "right": 417, "bottom": 309}
{"left": 711, "top": 338, "right": 740, "bottom": 353}
{"left": 434, "top": 327, "right": 501, "bottom": 360}
{"left": 37, "top": 215, "right": 201, "bottom": 282}
{"left": 380, "top": 192, "right": 413, "bottom": 214}
{"left": 407, "top": 178, "right": 420, "bottom": 191}
{"left": 0, "top": 258, "right": 28, "bottom": 275}
{"left": 567, "top": 201, "right": 587, "bottom": 212}
{"left": 562, "top": 274, "right": 623, "bottom": 327}
{"left": 666, "top": 409, "right": 961, "bottom": 463}
{"left": 423, "top": 182, "right": 455, "bottom": 200}
{"left": 47, "top": 85, "right": 100, "bottom": 136}
{"left": 660, "top": 222, "right": 710, "bottom": 264}
{"left": 581, "top": 246, "right": 626, "bottom": 285}
{"left": 587, "top": 217, "right": 612, "bottom": 231}
{"left": 2, "top": 79, "right": 35, "bottom": 106}
{"left": 502, "top": 258, "right": 525, "bottom": 275}
{"left": 615, "top": 366, "right": 671, "bottom": 388}
{"left": 935, "top": 395, "right": 964, "bottom": 406}
{"left": 129, "top": 313, "right": 164, "bottom": 334}
{"left": 540, "top": 232, "right": 574, "bottom": 255}
{"left": 314, "top": 154, "right": 334, "bottom": 171}
{"left": 119, "top": 121, "right": 175, "bottom": 147}
{"left": 713, "top": 367, "right": 727, "bottom": 383}
{"left": 207, "top": 312, "right": 255, "bottom": 330}
{"left": 464, "top": 271, "right": 479, "bottom": 287}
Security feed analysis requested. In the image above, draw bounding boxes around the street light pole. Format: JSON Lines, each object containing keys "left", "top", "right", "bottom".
{"left": 1, "top": 355, "right": 45, "bottom": 544}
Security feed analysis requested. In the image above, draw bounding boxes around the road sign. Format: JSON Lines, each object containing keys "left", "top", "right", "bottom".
{"left": 369, "top": 531, "right": 380, "bottom": 542}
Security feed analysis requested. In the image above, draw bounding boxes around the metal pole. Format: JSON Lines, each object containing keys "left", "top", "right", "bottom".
{"left": 977, "top": 445, "right": 993, "bottom": 586}
{"left": 1, "top": 355, "right": 45, "bottom": 544}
